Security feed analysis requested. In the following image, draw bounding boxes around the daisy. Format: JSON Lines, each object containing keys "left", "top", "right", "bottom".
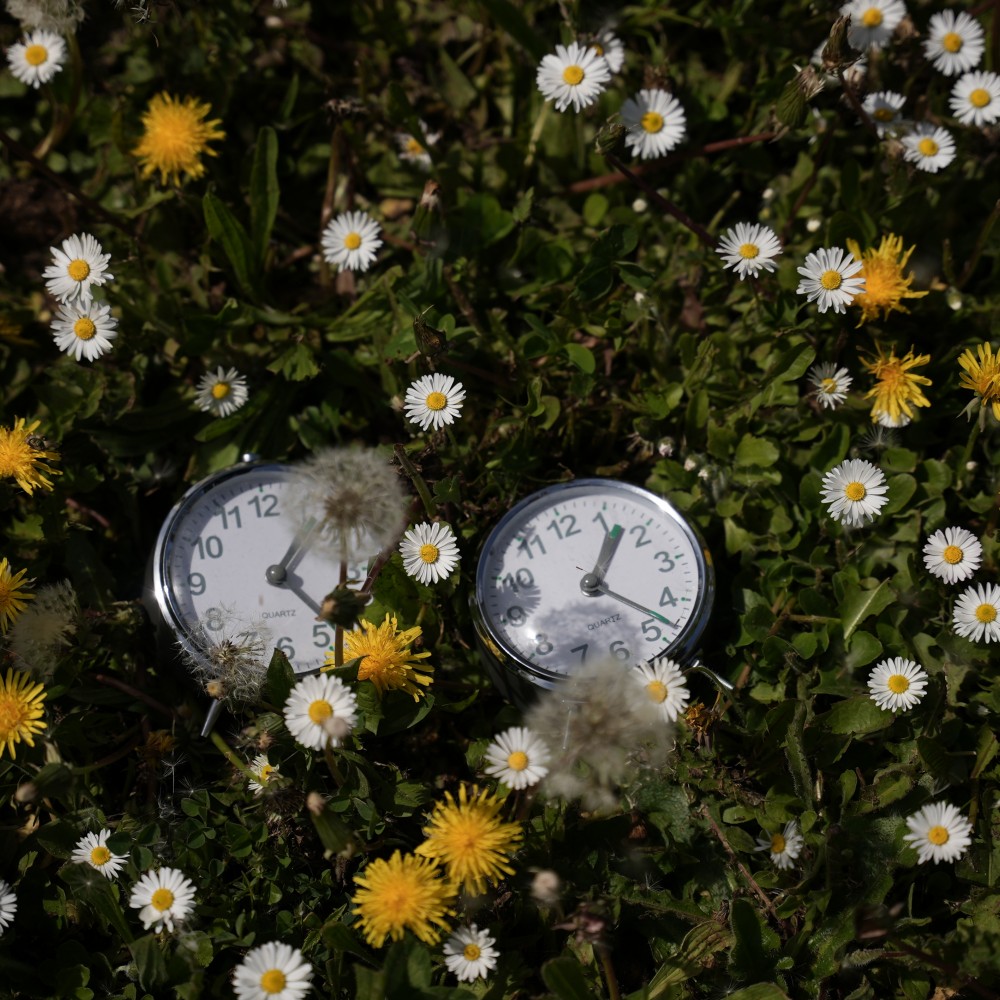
{"left": 924, "top": 11, "right": 984, "bottom": 77}
{"left": 952, "top": 582, "right": 1000, "bottom": 643}
{"left": 404, "top": 373, "right": 466, "bottom": 432}
{"left": 633, "top": 657, "right": 690, "bottom": 723}
{"left": 867, "top": 657, "right": 929, "bottom": 712}
{"left": 443, "top": 924, "right": 500, "bottom": 982}
{"left": 536, "top": 41, "right": 611, "bottom": 113}
{"left": 51, "top": 301, "right": 118, "bottom": 362}
{"left": 819, "top": 458, "right": 888, "bottom": 527}
{"left": 0, "top": 667, "right": 45, "bottom": 760}
{"left": 949, "top": 70, "right": 1000, "bottom": 127}
{"left": 846, "top": 234, "right": 928, "bottom": 325}
{"left": 589, "top": 30, "right": 625, "bottom": 74}
{"left": 958, "top": 342, "right": 1000, "bottom": 423}
{"left": 71, "top": 829, "right": 128, "bottom": 879}
{"left": 483, "top": 726, "right": 550, "bottom": 789}
{"left": 321, "top": 210, "right": 383, "bottom": 273}
{"left": 795, "top": 247, "right": 865, "bottom": 314}
{"left": 194, "top": 366, "right": 249, "bottom": 418}
{"left": 129, "top": 867, "right": 196, "bottom": 933}
{"left": 248, "top": 753, "right": 279, "bottom": 795}
{"left": 232, "top": 941, "right": 312, "bottom": 1000}
{"left": 6, "top": 30, "right": 66, "bottom": 89}
{"left": 808, "top": 362, "right": 852, "bottom": 409}
{"left": 903, "top": 801, "right": 973, "bottom": 864}
{"left": 715, "top": 222, "right": 782, "bottom": 280}
{"left": 901, "top": 124, "right": 955, "bottom": 173}
{"left": 336, "top": 613, "right": 433, "bottom": 701}
{"left": 923, "top": 527, "right": 982, "bottom": 584}
{"left": 861, "top": 345, "right": 931, "bottom": 426}
{"left": 754, "top": 820, "right": 803, "bottom": 870}
{"left": 0, "top": 879, "right": 16, "bottom": 935}
{"left": 620, "top": 89, "right": 687, "bottom": 159}
{"left": 395, "top": 121, "right": 440, "bottom": 169}
{"left": 0, "top": 417, "right": 60, "bottom": 494}
{"left": 399, "top": 521, "right": 460, "bottom": 585}
{"left": 861, "top": 90, "right": 906, "bottom": 136}
{"left": 134, "top": 93, "right": 225, "bottom": 186}
{"left": 42, "top": 233, "right": 114, "bottom": 306}
{"left": 282, "top": 672, "right": 358, "bottom": 750}
{"left": 840, "top": 0, "right": 907, "bottom": 51}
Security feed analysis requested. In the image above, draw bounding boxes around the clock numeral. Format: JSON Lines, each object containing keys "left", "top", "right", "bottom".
{"left": 194, "top": 535, "right": 224, "bottom": 560}
{"left": 516, "top": 534, "right": 546, "bottom": 559}
{"left": 248, "top": 494, "right": 279, "bottom": 518}
{"left": 276, "top": 637, "right": 295, "bottom": 660}
{"left": 534, "top": 634, "right": 553, "bottom": 656}
{"left": 187, "top": 572, "right": 206, "bottom": 596}
{"left": 653, "top": 551, "right": 675, "bottom": 573}
{"left": 506, "top": 606, "right": 526, "bottom": 626}
{"left": 218, "top": 505, "right": 242, "bottom": 530}
{"left": 659, "top": 586, "right": 679, "bottom": 608}
{"left": 609, "top": 639, "right": 631, "bottom": 662}
{"left": 312, "top": 624, "right": 332, "bottom": 649}
{"left": 501, "top": 569, "right": 534, "bottom": 591}
{"left": 593, "top": 511, "right": 610, "bottom": 534}
{"left": 570, "top": 643, "right": 588, "bottom": 664}
{"left": 629, "top": 525, "right": 652, "bottom": 548}
{"left": 203, "top": 607, "right": 225, "bottom": 631}
{"left": 545, "top": 514, "right": 581, "bottom": 540}
{"left": 641, "top": 617, "right": 662, "bottom": 643}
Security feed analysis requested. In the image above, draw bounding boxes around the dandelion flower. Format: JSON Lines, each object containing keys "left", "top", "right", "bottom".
{"left": 483, "top": 726, "right": 550, "bottom": 790}
{"left": 194, "top": 366, "right": 249, "bottom": 418}
{"left": 232, "top": 941, "right": 312, "bottom": 1000}
{"left": 861, "top": 90, "right": 906, "bottom": 136}
{"left": 134, "top": 93, "right": 225, "bottom": 186}
{"left": 0, "top": 418, "right": 60, "bottom": 494}
{"left": 0, "top": 667, "right": 46, "bottom": 759}
{"left": 8, "top": 580, "right": 78, "bottom": 678}
{"left": 399, "top": 522, "right": 460, "bottom": 585}
{"left": 403, "top": 373, "right": 466, "bottom": 432}
{"left": 321, "top": 210, "right": 383, "bottom": 273}
{"left": 589, "top": 31, "right": 625, "bottom": 74}
{"left": 129, "top": 867, "right": 196, "bottom": 933}
{"left": 840, "top": 0, "right": 907, "bottom": 51}
{"left": 861, "top": 345, "right": 931, "bottom": 426}
{"left": 337, "top": 613, "right": 433, "bottom": 700}
{"left": 248, "top": 753, "right": 279, "bottom": 795}
{"left": 819, "top": 458, "right": 888, "bottom": 527}
{"left": 0, "top": 561, "right": 34, "bottom": 635}
{"left": 949, "top": 70, "right": 1000, "bottom": 127}
{"left": 923, "top": 527, "right": 982, "bottom": 584}
{"left": 42, "top": 233, "right": 113, "bottom": 306}
{"left": 443, "top": 924, "right": 499, "bottom": 982}
{"left": 536, "top": 41, "right": 610, "bottom": 113}
{"left": 958, "top": 342, "right": 1000, "bottom": 423}
{"left": 282, "top": 672, "right": 358, "bottom": 750}
{"left": 396, "top": 122, "right": 440, "bottom": 169}
{"left": 808, "top": 362, "right": 852, "bottom": 409}
{"left": 845, "top": 235, "right": 928, "bottom": 325}
{"left": 901, "top": 124, "right": 955, "bottom": 173}
{"left": 620, "top": 88, "right": 687, "bottom": 159}
{"left": 633, "top": 656, "right": 690, "bottom": 723}
{"left": 755, "top": 820, "right": 803, "bottom": 870}
{"left": 51, "top": 300, "right": 118, "bottom": 362}
{"left": 71, "top": 830, "right": 128, "bottom": 879}
{"left": 715, "top": 222, "right": 782, "bottom": 280}
{"left": 952, "top": 582, "right": 1000, "bottom": 643}
{"left": 351, "top": 850, "right": 456, "bottom": 948}
{"left": 0, "top": 879, "right": 16, "bottom": 935}
{"left": 903, "top": 802, "right": 973, "bottom": 864}
{"left": 867, "top": 657, "right": 928, "bottom": 712}
{"left": 924, "top": 11, "right": 984, "bottom": 77}
{"left": 6, "top": 29, "right": 66, "bottom": 88}
{"left": 796, "top": 247, "right": 865, "bottom": 314}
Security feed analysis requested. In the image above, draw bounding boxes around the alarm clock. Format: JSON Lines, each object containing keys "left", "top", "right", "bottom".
{"left": 471, "top": 479, "right": 714, "bottom": 702}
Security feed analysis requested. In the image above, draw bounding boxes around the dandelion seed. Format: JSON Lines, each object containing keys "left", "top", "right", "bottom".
{"left": 7, "top": 580, "right": 78, "bottom": 678}
{"left": 182, "top": 611, "right": 272, "bottom": 704}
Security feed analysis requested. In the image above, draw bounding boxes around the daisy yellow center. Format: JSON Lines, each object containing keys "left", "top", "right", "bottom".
{"left": 820, "top": 270, "right": 842, "bottom": 290}
{"left": 260, "top": 970, "right": 286, "bottom": 994}
{"left": 641, "top": 111, "right": 664, "bottom": 134}
{"left": 211, "top": 382, "right": 231, "bottom": 399}
{"left": 592, "top": 43, "right": 605, "bottom": 55}
{"left": 975, "top": 603, "right": 997, "bottom": 623}
{"left": 425, "top": 391, "right": 447, "bottom": 411}
{"left": 308, "top": 699, "right": 333, "bottom": 723}
{"left": 562, "top": 65, "right": 584, "bottom": 86}
{"left": 90, "top": 846, "right": 112, "bottom": 866}
{"left": 405, "top": 137, "right": 425, "bottom": 155}
{"left": 887, "top": 674, "right": 910, "bottom": 694}
{"left": 646, "top": 680, "right": 668, "bottom": 703}
{"left": 419, "top": 543, "right": 439, "bottom": 564}
{"left": 73, "top": 318, "right": 96, "bottom": 341}
{"left": 820, "top": 378, "right": 839, "bottom": 394}
{"left": 969, "top": 88, "right": 991, "bottom": 109}
{"left": 738, "top": 243, "right": 759, "bottom": 259}
{"left": 506, "top": 750, "right": 529, "bottom": 771}
{"left": 24, "top": 44, "right": 48, "bottom": 66}
{"left": 844, "top": 481, "right": 866, "bottom": 501}
{"left": 927, "top": 825, "right": 949, "bottom": 845}
{"left": 918, "top": 138, "right": 939, "bottom": 157}
{"left": 259, "top": 764, "right": 274, "bottom": 782}
{"left": 67, "top": 259, "right": 90, "bottom": 281}
{"left": 873, "top": 108, "right": 895, "bottom": 122}
{"left": 463, "top": 943, "right": 482, "bottom": 961}
{"left": 943, "top": 545, "right": 964, "bottom": 565}
{"left": 150, "top": 888, "right": 174, "bottom": 911}
{"left": 770, "top": 834, "right": 786, "bottom": 853}
{"left": 861, "top": 8, "right": 883, "bottom": 28}
{"left": 343, "top": 232, "right": 362, "bottom": 250}
{"left": 942, "top": 32, "right": 963, "bottom": 53}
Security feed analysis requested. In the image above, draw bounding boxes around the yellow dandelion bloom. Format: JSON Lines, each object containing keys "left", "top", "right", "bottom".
{"left": 351, "top": 850, "right": 456, "bottom": 948}
{"left": 958, "top": 343, "right": 1000, "bottom": 422}
{"left": 846, "top": 234, "right": 929, "bottom": 326}
{"left": 335, "top": 613, "right": 433, "bottom": 700}
{"left": 415, "top": 784, "right": 522, "bottom": 896}
{"left": 0, "top": 559, "right": 34, "bottom": 634}
{"left": 0, "top": 418, "right": 60, "bottom": 495}
{"left": 0, "top": 668, "right": 47, "bottom": 759}
{"left": 134, "top": 92, "right": 225, "bottom": 186}
{"left": 861, "top": 345, "right": 932, "bottom": 425}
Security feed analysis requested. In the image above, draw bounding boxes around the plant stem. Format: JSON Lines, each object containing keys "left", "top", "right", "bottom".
{"left": 93, "top": 674, "right": 176, "bottom": 718}
{"left": 957, "top": 199, "right": 1000, "bottom": 289}
{"left": 595, "top": 942, "right": 621, "bottom": 1000}
{"left": 334, "top": 558, "right": 347, "bottom": 667}
{"left": 209, "top": 730, "right": 256, "bottom": 780}
{"left": 323, "top": 742, "right": 345, "bottom": 786}
{"left": 393, "top": 443, "right": 437, "bottom": 519}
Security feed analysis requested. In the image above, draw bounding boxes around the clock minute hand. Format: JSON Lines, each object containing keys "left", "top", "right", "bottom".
{"left": 579, "top": 523, "right": 624, "bottom": 591}
{"left": 589, "top": 581, "right": 673, "bottom": 626}
{"left": 266, "top": 516, "right": 317, "bottom": 585}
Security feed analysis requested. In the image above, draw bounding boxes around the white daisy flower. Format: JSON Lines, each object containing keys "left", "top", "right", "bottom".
{"left": 819, "top": 458, "right": 888, "bottom": 527}
{"left": 715, "top": 222, "right": 782, "bottom": 280}
{"left": 924, "top": 11, "right": 984, "bottom": 76}
{"left": 232, "top": 940, "right": 313, "bottom": 1000}
{"left": 247, "top": 753, "right": 279, "bottom": 795}
{"left": 903, "top": 801, "right": 973, "bottom": 864}
{"left": 952, "top": 582, "right": 1000, "bottom": 643}
{"left": 194, "top": 366, "right": 249, "bottom": 418}
{"left": 620, "top": 88, "right": 687, "bottom": 159}
{"left": 6, "top": 30, "right": 66, "bottom": 89}
{"left": 443, "top": 924, "right": 500, "bottom": 982}
{"left": 129, "top": 867, "right": 196, "bottom": 933}
{"left": 395, "top": 121, "right": 440, "bottom": 169}
{"left": 840, "top": 0, "right": 907, "bottom": 51}
{"left": 399, "top": 521, "right": 460, "bottom": 585}
{"left": 754, "top": 820, "right": 803, "bottom": 870}
{"left": 403, "top": 372, "right": 465, "bottom": 432}
{"left": 483, "top": 726, "right": 550, "bottom": 790}
{"left": 42, "top": 233, "right": 114, "bottom": 306}
{"left": 633, "top": 656, "right": 690, "bottom": 723}
{"left": 808, "top": 362, "right": 852, "bottom": 409}
{"left": 949, "top": 70, "right": 1000, "bottom": 127}
{"left": 320, "top": 210, "right": 383, "bottom": 273}
{"left": 795, "top": 247, "right": 865, "bottom": 314}
{"left": 282, "top": 672, "right": 358, "bottom": 750}
{"left": 71, "top": 829, "right": 128, "bottom": 879}
{"left": 589, "top": 30, "right": 625, "bottom": 74}
{"left": 861, "top": 90, "right": 906, "bottom": 136}
{"left": 901, "top": 123, "right": 956, "bottom": 173}
{"left": 0, "top": 879, "right": 16, "bottom": 935}
{"left": 535, "top": 41, "right": 611, "bottom": 113}
{"left": 867, "top": 657, "right": 928, "bottom": 712}
{"left": 51, "top": 301, "right": 118, "bottom": 362}
{"left": 923, "top": 527, "right": 982, "bottom": 585}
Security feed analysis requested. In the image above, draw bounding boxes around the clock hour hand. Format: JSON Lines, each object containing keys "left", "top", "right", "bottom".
{"left": 266, "top": 516, "right": 317, "bottom": 585}
{"left": 585, "top": 581, "right": 673, "bottom": 626}
{"left": 579, "top": 523, "right": 624, "bottom": 591}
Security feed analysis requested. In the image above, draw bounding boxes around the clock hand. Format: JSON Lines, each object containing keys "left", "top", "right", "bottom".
{"left": 587, "top": 581, "right": 674, "bottom": 626}
{"left": 579, "top": 523, "right": 624, "bottom": 592}
{"left": 266, "top": 516, "right": 317, "bottom": 585}
{"left": 280, "top": 570, "right": 323, "bottom": 616}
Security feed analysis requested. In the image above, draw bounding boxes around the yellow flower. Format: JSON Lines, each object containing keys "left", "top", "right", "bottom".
{"left": 351, "top": 850, "right": 456, "bottom": 948}
{"left": 335, "top": 613, "right": 433, "bottom": 700}
{"left": 861, "top": 345, "right": 932, "bottom": 425}
{"left": 0, "top": 418, "right": 60, "bottom": 495}
{"left": 958, "top": 343, "right": 1000, "bottom": 423}
{"left": 415, "top": 784, "right": 522, "bottom": 896}
{"left": 0, "top": 668, "right": 47, "bottom": 759}
{"left": 134, "top": 93, "right": 225, "bottom": 186}
{"left": 846, "top": 234, "right": 929, "bottom": 326}
{"left": 0, "top": 559, "right": 34, "bottom": 634}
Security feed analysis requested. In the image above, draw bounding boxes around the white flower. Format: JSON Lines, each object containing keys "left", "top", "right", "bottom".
{"left": 901, "top": 123, "right": 956, "bottom": 173}
{"left": 861, "top": 90, "right": 906, "bottom": 136}
{"left": 795, "top": 247, "right": 865, "bottom": 314}
{"left": 633, "top": 657, "right": 690, "bottom": 723}
{"left": 536, "top": 41, "right": 610, "bottom": 113}
{"left": 403, "top": 373, "right": 465, "bottom": 432}
{"left": 71, "top": 829, "right": 128, "bottom": 879}
{"left": 248, "top": 754, "right": 279, "bottom": 795}
{"left": 715, "top": 222, "right": 782, "bottom": 280}
{"left": 320, "top": 210, "right": 383, "bottom": 273}
{"left": 443, "top": 924, "right": 499, "bottom": 982}
{"left": 952, "top": 582, "right": 1000, "bottom": 643}
{"left": 620, "top": 88, "right": 687, "bottom": 159}
{"left": 949, "top": 70, "right": 1000, "bottom": 127}
{"left": 840, "top": 0, "right": 907, "bottom": 51}
{"left": 232, "top": 940, "right": 313, "bottom": 1000}
{"left": 194, "top": 366, "right": 249, "bottom": 418}
{"left": 483, "top": 726, "right": 550, "bottom": 789}
{"left": 923, "top": 527, "right": 982, "bottom": 584}
{"left": 283, "top": 672, "right": 358, "bottom": 750}
{"left": 867, "top": 657, "right": 928, "bottom": 712}
{"left": 6, "top": 30, "right": 66, "bottom": 88}
{"left": 0, "top": 878, "right": 16, "bottom": 935}
{"left": 924, "top": 11, "right": 984, "bottom": 76}
{"left": 819, "top": 458, "right": 888, "bottom": 527}
{"left": 808, "top": 362, "right": 852, "bottom": 409}
{"left": 395, "top": 121, "right": 440, "bottom": 169}
{"left": 129, "top": 867, "right": 196, "bottom": 933}
{"left": 754, "top": 820, "right": 803, "bottom": 870}
{"left": 51, "top": 301, "right": 118, "bottom": 362}
{"left": 590, "top": 30, "right": 625, "bottom": 74}
{"left": 43, "top": 232, "right": 114, "bottom": 306}
{"left": 903, "top": 801, "right": 973, "bottom": 864}
{"left": 399, "top": 521, "right": 460, "bottom": 585}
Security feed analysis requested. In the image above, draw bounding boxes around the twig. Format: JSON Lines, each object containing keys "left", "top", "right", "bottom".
{"left": 838, "top": 68, "right": 878, "bottom": 137}
{"left": 94, "top": 673, "right": 177, "bottom": 718}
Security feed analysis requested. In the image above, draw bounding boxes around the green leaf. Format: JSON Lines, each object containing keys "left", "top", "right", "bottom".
{"left": 839, "top": 580, "right": 894, "bottom": 640}
{"left": 266, "top": 343, "right": 320, "bottom": 381}
{"left": 203, "top": 191, "right": 255, "bottom": 295}
{"left": 563, "top": 343, "right": 596, "bottom": 374}
{"left": 822, "top": 696, "right": 895, "bottom": 736}
{"left": 438, "top": 50, "right": 477, "bottom": 111}
{"left": 265, "top": 647, "right": 295, "bottom": 708}
{"left": 735, "top": 434, "right": 780, "bottom": 468}
{"left": 129, "top": 936, "right": 168, "bottom": 991}
{"left": 775, "top": 75, "right": 807, "bottom": 128}
{"left": 249, "top": 126, "right": 279, "bottom": 271}
{"left": 541, "top": 957, "right": 598, "bottom": 1000}
{"left": 592, "top": 224, "right": 638, "bottom": 261}
{"left": 480, "top": 0, "right": 548, "bottom": 59}
{"left": 784, "top": 701, "right": 812, "bottom": 803}
{"left": 727, "top": 986, "right": 792, "bottom": 1000}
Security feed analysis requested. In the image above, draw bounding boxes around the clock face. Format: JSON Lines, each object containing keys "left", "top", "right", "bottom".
{"left": 475, "top": 480, "right": 713, "bottom": 683}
